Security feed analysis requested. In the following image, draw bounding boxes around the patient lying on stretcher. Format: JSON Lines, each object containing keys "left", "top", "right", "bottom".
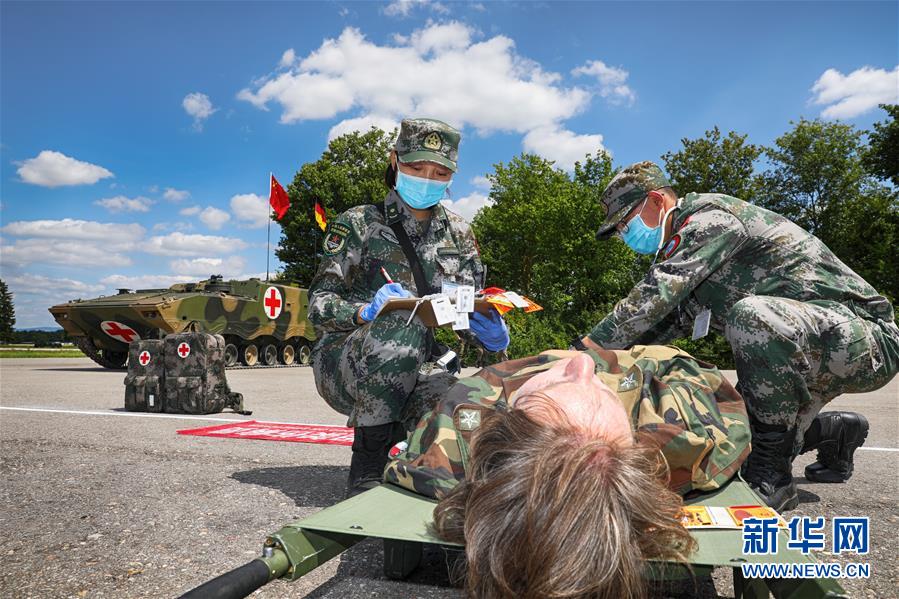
{"left": 384, "top": 345, "right": 751, "bottom": 599}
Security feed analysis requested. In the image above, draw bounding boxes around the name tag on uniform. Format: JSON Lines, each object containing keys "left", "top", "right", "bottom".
{"left": 692, "top": 308, "right": 711, "bottom": 340}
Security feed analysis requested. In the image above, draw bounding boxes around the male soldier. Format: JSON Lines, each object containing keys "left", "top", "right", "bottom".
{"left": 575, "top": 161, "right": 899, "bottom": 511}
{"left": 308, "top": 118, "right": 509, "bottom": 497}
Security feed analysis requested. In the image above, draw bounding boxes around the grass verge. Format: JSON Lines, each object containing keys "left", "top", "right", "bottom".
{"left": 0, "top": 350, "right": 87, "bottom": 358}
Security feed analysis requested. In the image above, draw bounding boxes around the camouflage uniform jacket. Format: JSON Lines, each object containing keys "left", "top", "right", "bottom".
{"left": 384, "top": 345, "right": 751, "bottom": 499}
{"left": 308, "top": 191, "right": 485, "bottom": 343}
{"left": 588, "top": 193, "right": 895, "bottom": 348}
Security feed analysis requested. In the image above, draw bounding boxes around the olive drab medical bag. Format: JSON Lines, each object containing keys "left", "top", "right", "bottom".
{"left": 162, "top": 331, "right": 247, "bottom": 414}
{"left": 123, "top": 330, "right": 248, "bottom": 415}
{"left": 124, "top": 339, "right": 166, "bottom": 412}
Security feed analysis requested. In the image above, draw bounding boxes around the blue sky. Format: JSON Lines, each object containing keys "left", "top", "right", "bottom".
{"left": 2, "top": 1, "right": 897, "bottom": 327}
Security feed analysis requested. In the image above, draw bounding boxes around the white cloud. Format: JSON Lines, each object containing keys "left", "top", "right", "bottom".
{"left": 179, "top": 205, "right": 201, "bottom": 216}
{"left": 6, "top": 273, "right": 105, "bottom": 297}
{"left": 1, "top": 238, "right": 133, "bottom": 267}
{"left": 237, "top": 23, "right": 591, "bottom": 136}
{"left": 522, "top": 126, "right": 607, "bottom": 171}
{"left": 0, "top": 218, "right": 144, "bottom": 268}
{"left": 441, "top": 191, "right": 493, "bottom": 222}
{"left": 1, "top": 218, "right": 145, "bottom": 244}
{"left": 170, "top": 255, "right": 247, "bottom": 277}
{"left": 572, "top": 60, "right": 636, "bottom": 106}
{"left": 384, "top": 0, "right": 448, "bottom": 17}
{"left": 279, "top": 48, "right": 296, "bottom": 68}
{"left": 199, "top": 206, "right": 231, "bottom": 230}
{"left": 152, "top": 221, "right": 193, "bottom": 233}
{"left": 182, "top": 92, "right": 217, "bottom": 130}
{"left": 164, "top": 187, "right": 191, "bottom": 202}
{"left": 811, "top": 65, "right": 899, "bottom": 119}
{"left": 230, "top": 193, "right": 270, "bottom": 228}
{"left": 144, "top": 232, "right": 248, "bottom": 257}
{"left": 100, "top": 274, "right": 197, "bottom": 290}
{"left": 16, "top": 150, "right": 114, "bottom": 188}
{"left": 470, "top": 175, "right": 491, "bottom": 190}
{"left": 94, "top": 195, "right": 154, "bottom": 213}
{"left": 328, "top": 114, "right": 399, "bottom": 141}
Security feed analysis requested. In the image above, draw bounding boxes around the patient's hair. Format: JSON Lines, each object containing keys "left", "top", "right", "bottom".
{"left": 432, "top": 398, "right": 696, "bottom": 599}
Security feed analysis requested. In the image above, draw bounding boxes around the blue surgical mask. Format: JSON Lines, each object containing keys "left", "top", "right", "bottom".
{"left": 621, "top": 199, "right": 663, "bottom": 255}
{"left": 395, "top": 168, "right": 451, "bottom": 209}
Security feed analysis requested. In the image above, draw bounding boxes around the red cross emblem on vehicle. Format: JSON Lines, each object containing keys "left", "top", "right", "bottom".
{"left": 177, "top": 342, "right": 191, "bottom": 358}
{"left": 138, "top": 350, "right": 151, "bottom": 366}
{"left": 100, "top": 321, "right": 140, "bottom": 344}
{"left": 264, "top": 286, "right": 283, "bottom": 319}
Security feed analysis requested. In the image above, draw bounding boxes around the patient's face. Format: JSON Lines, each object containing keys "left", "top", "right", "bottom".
{"left": 512, "top": 353, "right": 633, "bottom": 446}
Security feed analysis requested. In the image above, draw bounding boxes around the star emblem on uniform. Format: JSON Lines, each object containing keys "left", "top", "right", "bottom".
{"left": 458, "top": 409, "right": 481, "bottom": 431}
{"left": 619, "top": 372, "right": 637, "bottom": 391}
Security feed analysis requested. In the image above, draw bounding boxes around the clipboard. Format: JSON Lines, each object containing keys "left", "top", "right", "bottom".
{"left": 376, "top": 298, "right": 495, "bottom": 328}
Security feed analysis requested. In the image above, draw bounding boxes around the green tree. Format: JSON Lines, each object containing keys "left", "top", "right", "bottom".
{"left": 756, "top": 118, "right": 868, "bottom": 237}
{"left": 472, "top": 152, "right": 643, "bottom": 354}
{"left": 863, "top": 104, "right": 899, "bottom": 186}
{"left": 662, "top": 126, "right": 763, "bottom": 200}
{"left": 277, "top": 127, "right": 396, "bottom": 284}
{"left": 757, "top": 118, "right": 898, "bottom": 301}
{"left": 0, "top": 279, "right": 15, "bottom": 341}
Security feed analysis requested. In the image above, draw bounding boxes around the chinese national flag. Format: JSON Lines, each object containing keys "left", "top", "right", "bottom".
{"left": 314, "top": 202, "right": 327, "bottom": 231}
{"left": 269, "top": 174, "right": 291, "bottom": 220}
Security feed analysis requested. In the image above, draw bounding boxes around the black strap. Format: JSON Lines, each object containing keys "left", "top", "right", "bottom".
{"left": 379, "top": 203, "right": 435, "bottom": 296}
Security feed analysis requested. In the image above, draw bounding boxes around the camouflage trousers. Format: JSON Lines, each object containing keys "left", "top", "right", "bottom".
{"left": 311, "top": 310, "right": 457, "bottom": 428}
{"left": 724, "top": 296, "right": 899, "bottom": 453}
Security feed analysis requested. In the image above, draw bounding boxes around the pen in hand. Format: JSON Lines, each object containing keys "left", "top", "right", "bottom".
{"left": 380, "top": 266, "right": 394, "bottom": 284}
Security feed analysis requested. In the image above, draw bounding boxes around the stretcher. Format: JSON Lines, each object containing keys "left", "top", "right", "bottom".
{"left": 182, "top": 478, "right": 847, "bottom": 598}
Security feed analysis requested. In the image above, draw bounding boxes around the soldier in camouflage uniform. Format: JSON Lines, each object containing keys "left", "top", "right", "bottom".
{"left": 576, "top": 161, "right": 899, "bottom": 511}
{"left": 309, "top": 118, "right": 506, "bottom": 497}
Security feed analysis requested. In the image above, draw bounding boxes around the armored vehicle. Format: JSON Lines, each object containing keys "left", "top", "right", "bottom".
{"left": 48, "top": 276, "right": 316, "bottom": 369}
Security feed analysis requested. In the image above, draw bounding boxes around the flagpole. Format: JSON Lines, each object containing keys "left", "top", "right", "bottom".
{"left": 266, "top": 172, "right": 272, "bottom": 282}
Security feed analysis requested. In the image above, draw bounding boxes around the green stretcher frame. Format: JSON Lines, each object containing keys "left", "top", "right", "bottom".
{"left": 262, "top": 478, "right": 847, "bottom": 598}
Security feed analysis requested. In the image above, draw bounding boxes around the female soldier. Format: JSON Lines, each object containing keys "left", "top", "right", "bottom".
{"left": 386, "top": 346, "right": 752, "bottom": 598}
{"left": 308, "top": 118, "right": 510, "bottom": 497}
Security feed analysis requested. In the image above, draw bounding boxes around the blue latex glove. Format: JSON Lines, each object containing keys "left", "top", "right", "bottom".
{"left": 358, "top": 283, "right": 413, "bottom": 322}
{"left": 469, "top": 309, "right": 510, "bottom": 352}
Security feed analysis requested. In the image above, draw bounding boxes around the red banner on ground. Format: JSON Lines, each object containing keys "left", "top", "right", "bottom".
{"left": 177, "top": 420, "right": 353, "bottom": 446}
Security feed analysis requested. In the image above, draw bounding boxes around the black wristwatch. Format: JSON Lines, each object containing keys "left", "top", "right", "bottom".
{"left": 569, "top": 336, "right": 588, "bottom": 351}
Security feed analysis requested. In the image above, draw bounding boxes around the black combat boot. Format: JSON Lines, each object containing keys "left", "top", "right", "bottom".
{"left": 801, "top": 412, "right": 869, "bottom": 483}
{"left": 346, "top": 422, "right": 406, "bottom": 499}
{"left": 742, "top": 417, "right": 799, "bottom": 512}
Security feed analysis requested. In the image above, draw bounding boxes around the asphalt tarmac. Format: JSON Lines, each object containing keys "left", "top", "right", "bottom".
{"left": 1, "top": 358, "right": 896, "bottom": 598}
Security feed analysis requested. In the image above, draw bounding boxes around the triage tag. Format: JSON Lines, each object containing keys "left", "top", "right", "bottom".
{"left": 502, "top": 291, "right": 530, "bottom": 309}
{"left": 452, "top": 311, "right": 470, "bottom": 331}
{"left": 441, "top": 281, "right": 459, "bottom": 296}
{"left": 692, "top": 308, "right": 711, "bottom": 340}
{"left": 430, "top": 296, "right": 457, "bottom": 326}
{"left": 456, "top": 285, "right": 475, "bottom": 313}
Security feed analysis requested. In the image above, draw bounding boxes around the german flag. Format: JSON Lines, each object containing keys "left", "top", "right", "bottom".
{"left": 314, "top": 202, "right": 327, "bottom": 231}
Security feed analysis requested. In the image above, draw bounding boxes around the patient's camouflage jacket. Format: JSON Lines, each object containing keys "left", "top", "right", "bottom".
{"left": 384, "top": 345, "right": 751, "bottom": 499}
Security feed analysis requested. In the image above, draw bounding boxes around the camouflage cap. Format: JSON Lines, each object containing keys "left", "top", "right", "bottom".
{"left": 395, "top": 118, "right": 461, "bottom": 172}
{"left": 596, "top": 161, "right": 671, "bottom": 239}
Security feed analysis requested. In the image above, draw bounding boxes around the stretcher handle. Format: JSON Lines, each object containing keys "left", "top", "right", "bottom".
{"left": 178, "top": 558, "right": 271, "bottom": 599}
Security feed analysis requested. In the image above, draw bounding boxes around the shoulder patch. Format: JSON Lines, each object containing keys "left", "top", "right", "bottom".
{"left": 661, "top": 234, "right": 681, "bottom": 259}
{"left": 323, "top": 222, "right": 351, "bottom": 255}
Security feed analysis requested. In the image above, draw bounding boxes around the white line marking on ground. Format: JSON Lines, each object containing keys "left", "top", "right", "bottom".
{"left": 2, "top": 406, "right": 895, "bottom": 452}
